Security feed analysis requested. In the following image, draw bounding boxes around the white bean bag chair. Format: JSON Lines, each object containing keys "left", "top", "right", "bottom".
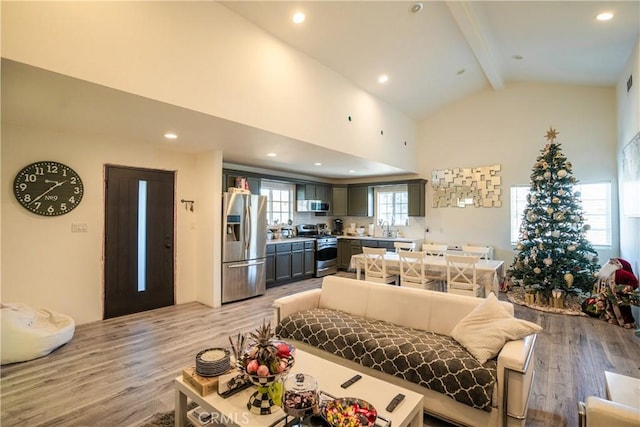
{"left": 1, "top": 303, "right": 75, "bottom": 364}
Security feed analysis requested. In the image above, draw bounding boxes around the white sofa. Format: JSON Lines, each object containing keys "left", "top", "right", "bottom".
{"left": 272, "top": 275, "right": 537, "bottom": 427}
{"left": 578, "top": 370, "right": 640, "bottom": 427}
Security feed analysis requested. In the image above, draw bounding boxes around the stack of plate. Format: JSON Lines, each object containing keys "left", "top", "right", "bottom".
{"left": 195, "top": 348, "right": 231, "bottom": 377}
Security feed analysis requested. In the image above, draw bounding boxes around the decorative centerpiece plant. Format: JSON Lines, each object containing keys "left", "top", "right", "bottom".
{"left": 508, "top": 128, "right": 600, "bottom": 300}
{"left": 236, "top": 320, "right": 294, "bottom": 414}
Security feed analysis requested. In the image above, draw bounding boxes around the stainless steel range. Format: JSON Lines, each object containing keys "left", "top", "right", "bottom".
{"left": 296, "top": 224, "right": 338, "bottom": 277}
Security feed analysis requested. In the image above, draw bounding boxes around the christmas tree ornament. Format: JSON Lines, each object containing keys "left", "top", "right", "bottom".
{"left": 557, "top": 169, "right": 568, "bottom": 178}
{"left": 543, "top": 257, "right": 553, "bottom": 266}
{"left": 517, "top": 243, "right": 524, "bottom": 250}
{"left": 564, "top": 273, "right": 574, "bottom": 287}
{"left": 551, "top": 230, "right": 560, "bottom": 238}
{"left": 534, "top": 267, "right": 541, "bottom": 274}
{"left": 558, "top": 189, "right": 565, "bottom": 196}
{"left": 552, "top": 197, "right": 560, "bottom": 204}
{"left": 566, "top": 161, "right": 572, "bottom": 170}
{"left": 544, "top": 171, "right": 551, "bottom": 179}
{"left": 568, "top": 245, "right": 576, "bottom": 252}
{"left": 546, "top": 207, "right": 554, "bottom": 214}
{"left": 530, "top": 195, "right": 537, "bottom": 203}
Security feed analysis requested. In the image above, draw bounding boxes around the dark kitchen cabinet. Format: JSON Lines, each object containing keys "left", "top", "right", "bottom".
{"left": 291, "top": 242, "right": 305, "bottom": 279}
{"left": 223, "top": 172, "right": 261, "bottom": 194}
{"left": 297, "top": 184, "right": 331, "bottom": 201}
{"left": 408, "top": 180, "right": 426, "bottom": 217}
{"left": 275, "top": 243, "right": 292, "bottom": 282}
{"left": 304, "top": 241, "right": 315, "bottom": 276}
{"left": 265, "top": 245, "right": 276, "bottom": 288}
{"left": 332, "top": 187, "right": 348, "bottom": 216}
{"left": 348, "top": 186, "right": 373, "bottom": 217}
{"left": 268, "top": 240, "right": 315, "bottom": 286}
{"left": 377, "top": 240, "right": 395, "bottom": 251}
{"left": 337, "top": 239, "right": 351, "bottom": 270}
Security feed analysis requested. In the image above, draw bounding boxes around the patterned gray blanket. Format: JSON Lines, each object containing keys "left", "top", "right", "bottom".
{"left": 277, "top": 308, "right": 496, "bottom": 411}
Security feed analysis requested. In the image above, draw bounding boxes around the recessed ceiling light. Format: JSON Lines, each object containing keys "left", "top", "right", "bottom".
{"left": 314, "top": 162, "right": 322, "bottom": 166}
{"left": 267, "top": 152, "right": 277, "bottom": 157}
{"left": 164, "top": 133, "right": 178, "bottom": 140}
{"left": 596, "top": 11, "right": 613, "bottom": 21}
{"left": 409, "top": 2, "right": 424, "bottom": 14}
{"left": 292, "top": 12, "right": 305, "bottom": 24}
{"left": 378, "top": 74, "right": 389, "bottom": 84}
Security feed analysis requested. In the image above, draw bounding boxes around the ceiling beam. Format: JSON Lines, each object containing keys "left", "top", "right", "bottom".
{"left": 446, "top": 1, "right": 505, "bottom": 90}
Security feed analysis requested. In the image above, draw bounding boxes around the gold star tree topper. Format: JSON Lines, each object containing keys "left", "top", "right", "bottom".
{"left": 545, "top": 127, "right": 559, "bottom": 142}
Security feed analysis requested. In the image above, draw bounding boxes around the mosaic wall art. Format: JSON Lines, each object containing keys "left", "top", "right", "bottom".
{"left": 431, "top": 164, "right": 502, "bottom": 208}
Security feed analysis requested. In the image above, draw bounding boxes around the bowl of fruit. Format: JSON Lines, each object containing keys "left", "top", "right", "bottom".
{"left": 236, "top": 320, "right": 295, "bottom": 414}
{"left": 322, "top": 397, "right": 378, "bottom": 427}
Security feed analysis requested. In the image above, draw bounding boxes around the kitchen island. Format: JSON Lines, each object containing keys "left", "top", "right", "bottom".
{"left": 336, "top": 235, "right": 424, "bottom": 271}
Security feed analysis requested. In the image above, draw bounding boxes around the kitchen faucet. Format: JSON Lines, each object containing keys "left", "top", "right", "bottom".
{"left": 381, "top": 221, "right": 390, "bottom": 237}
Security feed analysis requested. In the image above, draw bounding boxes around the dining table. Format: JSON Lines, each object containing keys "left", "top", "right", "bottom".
{"left": 349, "top": 251, "right": 505, "bottom": 296}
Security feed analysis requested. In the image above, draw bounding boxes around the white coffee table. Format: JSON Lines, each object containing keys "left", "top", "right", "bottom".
{"left": 175, "top": 349, "right": 424, "bottom": 427}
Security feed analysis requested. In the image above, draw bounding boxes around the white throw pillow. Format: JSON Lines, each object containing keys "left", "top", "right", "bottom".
{"left": 451, "top": 293, "right": 542, "bottom": 364}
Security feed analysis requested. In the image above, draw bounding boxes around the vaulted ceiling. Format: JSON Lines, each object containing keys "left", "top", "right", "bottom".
{"left": 3, "top": 1, "right": 638, "bottom": 178}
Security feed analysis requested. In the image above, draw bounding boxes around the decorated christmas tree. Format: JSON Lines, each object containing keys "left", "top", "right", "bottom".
{"left": 509, "top": 128, "right": 600, "bottom": 297}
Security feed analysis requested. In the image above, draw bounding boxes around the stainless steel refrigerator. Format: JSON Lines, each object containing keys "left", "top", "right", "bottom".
{"left": 222, "top": 192, "right": 267, "bottom": 303}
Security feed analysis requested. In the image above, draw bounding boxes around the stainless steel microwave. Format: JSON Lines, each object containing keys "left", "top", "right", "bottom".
{"left": 297, "top": 200, "right": 330, "bottom": 212}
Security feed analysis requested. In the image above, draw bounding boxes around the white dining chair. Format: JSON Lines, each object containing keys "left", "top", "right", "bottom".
{"left": 422, "top": 244, "right": 449, "bottom": 291}
{"left": 462, "top": 245, "right": 492, "bottom": 260}
{"left": 422, "top": 243, "right": 448, "bottom": 257}
{"left": 394, "top": 241, "right": 416, "bottom": 252}
{"left": 445, "top": 254, "right": 483, "bottom": 297}
{"left": 399, "top": 251, "right": 439, "bottom": 291}
{"left": 363, "top": 247, "right": 398, "bottom": 285}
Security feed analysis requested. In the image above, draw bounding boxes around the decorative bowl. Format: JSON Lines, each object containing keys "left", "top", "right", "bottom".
{"left": 322, "top": 397, "right": 377, "bottom": 427}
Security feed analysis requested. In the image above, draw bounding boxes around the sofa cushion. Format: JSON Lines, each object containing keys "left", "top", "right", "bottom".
{"left": 277, "top": 308, "right": 497, "bottom": 411}
{"left": 450, "top": 293, "right": 542, "bottom": 364}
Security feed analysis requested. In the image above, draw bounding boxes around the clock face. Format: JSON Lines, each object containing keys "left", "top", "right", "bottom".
{"left": 13, "top": 161, "right": 84, "bottom": 216}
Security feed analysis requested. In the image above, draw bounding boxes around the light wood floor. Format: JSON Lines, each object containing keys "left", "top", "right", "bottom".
{"left": 1, "top": 272, "right": 638, "bottom": 427}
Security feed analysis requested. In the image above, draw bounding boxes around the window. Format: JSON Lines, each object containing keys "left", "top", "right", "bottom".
{"left": 260, "top": 180, "right": 294, "bottom": 225}
{"left": 510, "top": 186, "right": 529, "bottom": 244}
{"left": 375, "top": 185, "right": 408, "bottom": 226}
{"left": 510, "top": 182, "right": 612, "bottom": 246}
{"left": 575, "top": 182, "right": 611, "bottom": 246}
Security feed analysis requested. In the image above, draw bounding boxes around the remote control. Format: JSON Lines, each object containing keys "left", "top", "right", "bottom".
{"left": 385, "top": 393, "right": 405, "bottom": 412}
{"left": 340, "top": 374, "right": 362, "bottom": 388}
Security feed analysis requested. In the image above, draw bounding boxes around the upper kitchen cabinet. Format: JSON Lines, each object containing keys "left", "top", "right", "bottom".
{"left": 348, "top": 186, "right": 373, "bottom": 217}
{"left": 407, "top": 180, "right": 426, "bottom": 217}
{"left": 332, "top": 187, "right": 348, "bottom": 216}
{"left": 296, "top": 183, "right": 331, "bottom": 201}
{"left": 223, "top": 171, "right": 261, "bottom": 194}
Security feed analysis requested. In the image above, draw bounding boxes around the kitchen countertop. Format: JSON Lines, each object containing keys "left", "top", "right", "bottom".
{"left": 266, "top": 237, "right": 315, "bottom": 244}
{"left": 267, "top": 236, "right": 421, "bottom": 244}
{"left": 337, "top": 235, "right": 419, "bottom": 242}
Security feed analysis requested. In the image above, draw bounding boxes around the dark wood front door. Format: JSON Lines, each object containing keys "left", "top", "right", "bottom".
{"left": 104, "top": 166, "right": 175, "bottom": 319}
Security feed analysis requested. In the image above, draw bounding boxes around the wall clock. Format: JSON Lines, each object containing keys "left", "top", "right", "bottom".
{"left": 13, "top": 161, "right": 84, "bottom": 216}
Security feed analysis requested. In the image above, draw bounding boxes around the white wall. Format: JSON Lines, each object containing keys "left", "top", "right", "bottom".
{"left": 1, "top": 125, "right": 202, "bottom": 324}
{"left": 417, "top": 82, "right": 618, "bottom": 264}
{"left": 617, "top": 36, "right": 640, "bottom": 274}
{"left": 1, "top": 1, "right": 416, "bottom": 173}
